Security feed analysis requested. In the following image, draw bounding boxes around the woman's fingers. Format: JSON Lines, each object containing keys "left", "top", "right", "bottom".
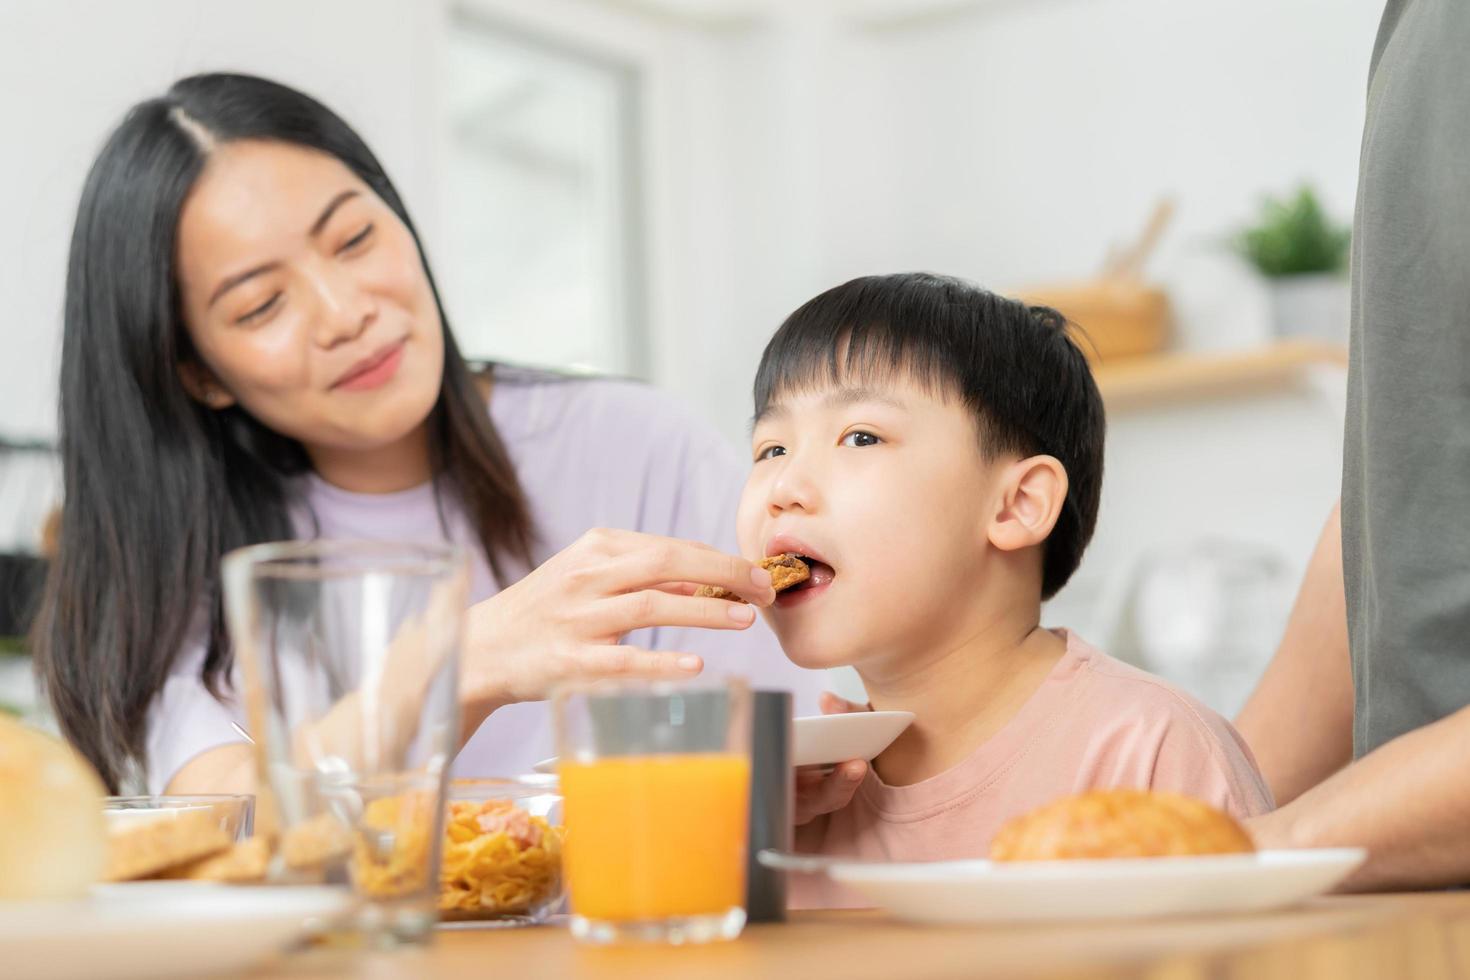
{"left": 652, "top": 582, "right": 702, "bottom": 596}
{"left": 819, "top": 691, "right": 872, "bottom": 715}
{"left": 794, "top": 759, "right": 868, "bottom": 825}
{"left": 576, "top": 645, "right": 705, "bottom": 681}
{"left": 596, "top": 588, "right": 760, "bottom": 637}
{"left": 595, "top": 535, "right": 775, "bottom": 606}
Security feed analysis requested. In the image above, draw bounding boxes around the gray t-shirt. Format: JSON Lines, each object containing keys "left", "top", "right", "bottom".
{"left": 1344, "top": 0, "right": 1470, "bottom": 757}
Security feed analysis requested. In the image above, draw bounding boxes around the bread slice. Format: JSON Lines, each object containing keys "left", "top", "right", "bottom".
{"left": 162, "top": 836, "right": 271, "bottom": 883}
{"left": 104, "top": 807, "right": 233, "bottom": 882}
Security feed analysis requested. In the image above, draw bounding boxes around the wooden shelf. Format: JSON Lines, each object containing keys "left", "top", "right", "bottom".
{"left": 1093, "top": 340, "right": 1348, "bottom": 407}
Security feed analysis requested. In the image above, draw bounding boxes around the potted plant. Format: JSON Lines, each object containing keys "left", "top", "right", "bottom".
{"left": 1236, "top": 186, "right": 1351, "bottom": 343}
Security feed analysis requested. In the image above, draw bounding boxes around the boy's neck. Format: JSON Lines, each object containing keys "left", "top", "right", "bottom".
{"left": 858, "top": 607, "right": 1068, "bottom": 787}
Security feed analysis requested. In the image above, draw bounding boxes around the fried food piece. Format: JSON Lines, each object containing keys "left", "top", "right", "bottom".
{"left": 281, "top": 812, "right": 355, "bottom": 871}
{"left": 104, "top": 807, "right": 233, "bottom": 882}
{"left": 696, "top": 554, "right": 811, "bottom": 602}
{"left": 990, "top": 789, "right": 1255, "bottom": 862}
{"left": 163, "top": 836, "right": 271, "bottom": 883}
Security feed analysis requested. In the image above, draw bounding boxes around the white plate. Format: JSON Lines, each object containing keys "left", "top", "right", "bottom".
{"left": 0, "top": 882, "right": 352, "bottom": 980}
{"left": 530, "top": 710, "right": 914, "bottom": 774}
{"left": 764, "top": 849, "right": 1365, "bottom": 923}
{"left": 792, "top": 711, "right": 914, "bottom": 768}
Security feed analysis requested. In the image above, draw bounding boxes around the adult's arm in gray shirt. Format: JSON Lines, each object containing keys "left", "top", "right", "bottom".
{"left": 1235, "top": 504, "right": 1354, "bottom": 806}
{"left": 1251, "top": 702, "right": 1470, "bottom": 891}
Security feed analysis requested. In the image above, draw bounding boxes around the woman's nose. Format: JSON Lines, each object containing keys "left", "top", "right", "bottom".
{"left": 308, "top": 263, "right": 377, "bottom": 348}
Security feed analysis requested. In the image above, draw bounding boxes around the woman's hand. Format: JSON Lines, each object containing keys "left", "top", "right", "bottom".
{"left": 794, "top": 692, "right": 871, "bottom": 826}
{"left": 459, "top": 528, "right": 776, "bottom": 730}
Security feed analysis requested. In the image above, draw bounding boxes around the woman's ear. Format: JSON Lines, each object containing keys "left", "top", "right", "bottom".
{"left": 987, "top": 455, "right": 1069, "bottom": 554}
{"left": 177, "top": 360, "right": 237, "bottom": 410}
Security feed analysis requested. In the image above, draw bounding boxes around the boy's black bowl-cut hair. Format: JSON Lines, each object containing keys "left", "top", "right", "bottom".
{"left": 752, "top": 272, "right": 1104, "bottom": 600}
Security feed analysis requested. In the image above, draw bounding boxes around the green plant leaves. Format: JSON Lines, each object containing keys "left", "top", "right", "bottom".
{"left": 1237, "top": 186, "right": 1351, "bottom": 278}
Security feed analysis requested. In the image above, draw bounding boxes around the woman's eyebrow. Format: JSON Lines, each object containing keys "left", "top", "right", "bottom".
{"left": 207, "top": 262, "right": 278, "bottom": 308}
{"left": 309, "top": 189, "right": 360, "bottom": 237}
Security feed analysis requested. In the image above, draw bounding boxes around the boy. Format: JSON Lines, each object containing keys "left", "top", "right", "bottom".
{"left": 735, "top": 274, "right": 1271, "bottom": 902}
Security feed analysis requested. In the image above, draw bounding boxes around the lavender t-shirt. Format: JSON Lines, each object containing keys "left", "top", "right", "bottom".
{"left": 143, "top": 371, "right": 825, "bottom": 793}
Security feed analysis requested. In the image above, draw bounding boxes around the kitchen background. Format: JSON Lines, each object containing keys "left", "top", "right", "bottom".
{"left": 0, "top": 0, "right": 1378, "bottom": 719}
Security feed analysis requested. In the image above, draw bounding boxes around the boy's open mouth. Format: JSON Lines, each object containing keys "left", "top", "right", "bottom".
{"left": 772, "top": 551, "right": 836, "bottom": 607}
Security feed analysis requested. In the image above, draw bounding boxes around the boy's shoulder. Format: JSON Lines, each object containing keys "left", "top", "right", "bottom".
{"left": 1057, "top": 630, "right": 1273, "bottom": 815}
{"left": 1062, "top": 631, "right": 1221, "bottom": 720}
{"left": 1060, "top": 630, "right": 1244, "bottom": 748}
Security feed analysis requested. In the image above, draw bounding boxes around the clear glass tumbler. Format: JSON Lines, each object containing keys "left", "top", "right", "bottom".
{"left": 223, "top": 540, "right": 467, "bottom": 947}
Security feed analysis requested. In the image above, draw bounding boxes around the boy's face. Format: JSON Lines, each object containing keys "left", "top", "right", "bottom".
{"left": 737, "top": 376, "right": 1002, "bottom": 672}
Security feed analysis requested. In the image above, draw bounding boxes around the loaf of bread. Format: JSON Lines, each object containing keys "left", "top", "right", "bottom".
{"left": 990, "top": 789, "right": 1255, "bottom": 862}
{"left": 0, "top": 714, "right": 108, "bottom": 899}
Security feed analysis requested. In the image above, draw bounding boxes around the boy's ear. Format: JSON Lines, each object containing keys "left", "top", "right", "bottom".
{"left": 987, "top": 455, "right": 1069, "bottom": 554}
{"left": 177, "top": 359, "right": 237, "bottom": 410}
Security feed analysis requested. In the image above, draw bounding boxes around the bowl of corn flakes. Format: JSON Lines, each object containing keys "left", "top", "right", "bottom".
{"left": 438, "top": 776, "right": 563, "bottom": 926}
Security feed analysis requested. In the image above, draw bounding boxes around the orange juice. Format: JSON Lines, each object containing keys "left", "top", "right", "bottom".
{"left": 559, "top": 753, "right": 750, "bottom": 921}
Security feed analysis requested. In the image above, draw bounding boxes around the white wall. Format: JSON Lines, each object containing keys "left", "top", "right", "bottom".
{"left": 660, "top": 0, "right": 1383, "bottom": 443}
{"left": 1, "top": 0, "right": 1380, "bottom": 441}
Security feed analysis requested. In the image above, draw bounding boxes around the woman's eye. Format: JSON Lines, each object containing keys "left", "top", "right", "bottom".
{"left": 338, "top": 223, "right": 374, "bottom": 254}
{"left": 237, "top": 293, "right": 281, "bottom": 324}
{"left": 840, "top": 431, "right": 882, "bottom": 448}
{"left": 756, "top": 444, "right": 787, "bottom": 461}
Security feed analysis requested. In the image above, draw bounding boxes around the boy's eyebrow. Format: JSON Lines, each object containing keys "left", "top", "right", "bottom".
{"left": 821, "top": 386, "right": 909, "bottom": 411}
{"left": 751, "top": 385, "right": 909, "bottom": 430}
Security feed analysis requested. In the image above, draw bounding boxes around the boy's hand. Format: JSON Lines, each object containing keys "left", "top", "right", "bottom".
{"left": 794, "top": 692, "right": 871, "bottom": 826}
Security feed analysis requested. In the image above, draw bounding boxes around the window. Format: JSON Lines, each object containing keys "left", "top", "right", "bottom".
{"left": 439, "top": 8, "right": 646, "bottom": 376}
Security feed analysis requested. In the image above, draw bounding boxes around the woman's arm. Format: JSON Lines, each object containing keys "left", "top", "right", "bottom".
{"left": 1234, "top": 502, "right": 1354, "bottom": 805}
{"left": 156, "top": 527, "right": 776, "bottom": 794}
{"left": 1251, "top": 702, "right": 1470, "bottom": 891}
{"left": 165, "top": 742, "right": 256, "bottom": 795}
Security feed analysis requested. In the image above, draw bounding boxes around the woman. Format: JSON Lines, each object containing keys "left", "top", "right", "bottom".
{"left": 34, "top": 72, "right": 824, "bottom": 794}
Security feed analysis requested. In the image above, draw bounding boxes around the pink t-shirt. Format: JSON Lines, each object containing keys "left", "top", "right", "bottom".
{"left": 793, "top": 631, "right": 1273, "bottom": 908}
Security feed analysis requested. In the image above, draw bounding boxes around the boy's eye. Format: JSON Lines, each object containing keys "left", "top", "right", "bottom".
{"left": 756, "top": 444, "right": 787, "bottom": 461}
{"left": 840, "top": 431, "right": 882, "bottom": 448}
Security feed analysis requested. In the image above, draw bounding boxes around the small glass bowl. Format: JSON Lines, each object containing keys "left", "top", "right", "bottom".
{"left": 103, "top": 795, "right": 254, "bottom": 841}
{"left": 437, "top": 776, "right": 563, "bottom": 928}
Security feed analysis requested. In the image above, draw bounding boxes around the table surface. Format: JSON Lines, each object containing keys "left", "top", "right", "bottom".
{"left": 251, "top": 891, "right": 1470, "bottom": 980}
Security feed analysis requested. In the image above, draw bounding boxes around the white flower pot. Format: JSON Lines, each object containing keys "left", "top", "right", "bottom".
{"left": 1268, "top": 273, "right": 1349, "bottom": 344}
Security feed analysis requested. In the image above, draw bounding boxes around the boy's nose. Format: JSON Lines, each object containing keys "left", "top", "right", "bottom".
{"left": 767, "top": 465, "right": 819, "bottom": 516}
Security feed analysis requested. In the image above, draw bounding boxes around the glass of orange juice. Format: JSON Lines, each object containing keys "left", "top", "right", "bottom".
{"left": 554, "top": 678, "right": 752, "bottom": 945}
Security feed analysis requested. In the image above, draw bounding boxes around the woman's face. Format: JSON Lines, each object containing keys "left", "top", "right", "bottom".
{"left": 174, "top": 139, "right": 444, "bottom": 455}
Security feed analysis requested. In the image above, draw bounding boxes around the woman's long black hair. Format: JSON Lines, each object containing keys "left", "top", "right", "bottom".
{"left": 33, "top": 73, "right": 533, "bottom": 792}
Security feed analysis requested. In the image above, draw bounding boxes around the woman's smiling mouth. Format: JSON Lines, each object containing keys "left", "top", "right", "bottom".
{"left": 332, "top": 338, "right": 406, "bottom": 391}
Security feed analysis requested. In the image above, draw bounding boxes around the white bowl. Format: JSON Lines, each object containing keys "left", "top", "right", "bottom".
{"left": 532, "top": 710, "right": 915, "bottom": 773}
{"left": 792, "top": 711, "right": 914, "bottom": 768}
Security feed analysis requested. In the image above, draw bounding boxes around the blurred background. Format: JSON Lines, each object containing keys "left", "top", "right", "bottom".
{"left": 0, "top": 0, "right": 1380, "bottom": 719}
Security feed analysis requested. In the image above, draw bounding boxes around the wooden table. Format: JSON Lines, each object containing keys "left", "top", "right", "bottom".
{"left": 252, "top": 893, "right": 1470, "bottom": 980}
